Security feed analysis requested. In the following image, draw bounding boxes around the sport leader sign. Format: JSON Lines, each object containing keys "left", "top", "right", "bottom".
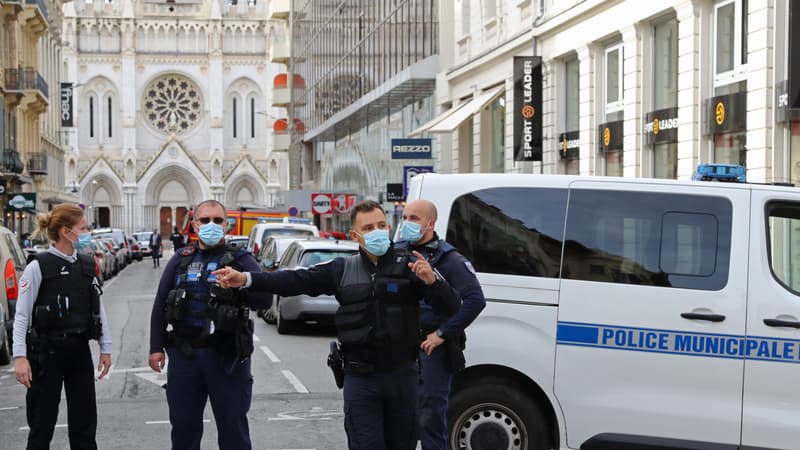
{"left": 513, "top": 56, "right": 542, "bottom": 162}
{"left": 311, "top": 193, "right": 357, "bottom": 215}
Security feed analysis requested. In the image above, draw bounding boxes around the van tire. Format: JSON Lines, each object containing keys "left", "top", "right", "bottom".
{"left": 448, "top": 382, "right": 549, "bottom": 450}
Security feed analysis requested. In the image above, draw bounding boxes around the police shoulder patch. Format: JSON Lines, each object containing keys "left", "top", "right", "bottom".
{"left": 464, "top": 261, "right": 476, "bottom": 275}
{"left": 20, "top": 279, "right": 29, "bottom": 294}
{"left": 180, "top": 246, "right": 196, "bottom": 256}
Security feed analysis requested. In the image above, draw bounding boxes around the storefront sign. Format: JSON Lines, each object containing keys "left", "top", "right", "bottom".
{"left": 6, "top": 193, "right": 36, "bottom": 212}
{"left": 598, "top": 120, "right": 623, "bottom": 153}
{"left": 705, "top": 92, "right": 747, "bottom": 135}
{"left": 776, "top": 81, "right": 800, "bottom": 123}
{"left": 391, "top": 138, "right": 432, "bottom": 159}
{"left": 403, "top": 165, "right": 434, "bottom": 197}
{"left": 644, "top": 107, "right": 679, "bottom": 145}
{"left": 513, "top": 56, "right": 543, "bottom": 161}
{"left": 386, "top": 183, "right": 404, "bottom": 202}
{"left": 61, "top": 83, "right": 74, "bottom": 127}
{"left": 558, "top": 131, "right": 580, "bottom": 160}
{"left": 332, "top": 193, "right": 357, "bottom": 214}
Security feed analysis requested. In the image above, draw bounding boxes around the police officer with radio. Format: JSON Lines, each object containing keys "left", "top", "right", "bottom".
{"left": 13, "top": 204, "right": 112, "bottom": 450}
{"left": 398, "top": 199, "right": 485, "bottom": 450}
{"left": 148, "top": 199, "right": 269, "bottom": 450}
{"left": 213, "top": 200, "right": 461, "bottom": 450}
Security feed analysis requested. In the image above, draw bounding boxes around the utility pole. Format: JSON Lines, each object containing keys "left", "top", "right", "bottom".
{"left": 287, "top": 0, "right": 300, "bottom": 190}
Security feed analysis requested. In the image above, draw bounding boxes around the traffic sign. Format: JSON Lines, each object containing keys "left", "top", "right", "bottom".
{"left": 288, "top": 206, "right": 298, "bottom": 217}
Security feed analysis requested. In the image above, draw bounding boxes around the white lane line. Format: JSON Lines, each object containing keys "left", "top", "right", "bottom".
{"left": 20, "top": 424, "right": 67, "bottom": 430}
{"left": 0, "top": 406, "right": 19, "bottom": 411}
{"left": 146, "top": 419, "right": 210, "bottom": 425}
{"left": 252, "top": 334, "right": 260, "bottom": 342}
{"left": 0, "top": 374, "right": 10, "bottom": 380}
{"left": 6, "top": 367, "right": 13, "bottom": 372}
{"left": 110, "top": 366, "right": 152, "bottom": 374}
{"left": 259, "top": 345, "right": 280, "bottom": 363}
{"left": 281, "top": 370, "right": 308, "bottom": 394}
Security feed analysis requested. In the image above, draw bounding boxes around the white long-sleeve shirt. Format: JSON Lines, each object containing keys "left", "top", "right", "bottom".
{"left": 12, "top": 246, "right": 112, "bottom": 357}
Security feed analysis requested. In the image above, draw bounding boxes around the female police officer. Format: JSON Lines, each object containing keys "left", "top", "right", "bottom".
{"left": 13, "top": 203, "right": 112, "bottom": 450}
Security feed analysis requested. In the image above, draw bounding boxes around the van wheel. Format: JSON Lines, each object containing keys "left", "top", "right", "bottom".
{"left": 448, "top": 383, "right": 549, "bottom": 450}
{"left": 0, "top": 317, "right": 11, "bottom": 366}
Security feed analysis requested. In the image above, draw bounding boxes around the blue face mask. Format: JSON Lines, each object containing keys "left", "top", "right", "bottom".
{"left": 73, "top": 232, "right": 92, "bottom": 250}
{"left": 359, "top": 229, "right": 390, "bottom": 256}
{"left": 198, "top": 222, "right": 224, "bottom": 245}
{"left": 399, "top": 221, "right": 425, "bottom": 243}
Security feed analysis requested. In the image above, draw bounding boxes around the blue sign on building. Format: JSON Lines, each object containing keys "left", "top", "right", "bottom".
{"left": 403, "top": 165, "right": 434, "bottom": 197}
{"left": 391, "top": 138, "right": 432, "bottom": 159}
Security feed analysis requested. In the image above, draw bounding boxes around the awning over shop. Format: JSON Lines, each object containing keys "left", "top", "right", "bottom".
{"left": 411, "top": 86, "right": 504, "bottom": 136}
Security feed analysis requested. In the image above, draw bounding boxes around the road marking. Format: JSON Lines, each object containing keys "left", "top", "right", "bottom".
{"left": 21, "top": 424, "right": 67, "bottom": 430}
{"left": 0, "top": 406, "right": 19, "bottom": 411}
{"left": 6, "top": 367, "right": 13, "bottom": 372}
{"left": 146, "top": 419, "right": 210, "bottom": 425}
{"left": 110, "top": 366, "right": 153, "bottom": 374}
{"left": 0, "top": 374, "right": 10, "bottom": 380}
{"left": 252, "top": 334, "right": 260, "bottom": 342}
{"left": 134, "top": 371, "right": 168, "bottom": 387}
{"left": 281, "top": 370, "right": 308, "bottom": 394}
{"left": 260, "top": 345, "right": 280, "bottom": 362}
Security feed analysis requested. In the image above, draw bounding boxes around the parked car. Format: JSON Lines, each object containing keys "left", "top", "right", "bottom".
{"left": 224, "top": 235, "right": 249, "bottom": 251}
{"left": 79, "top": 246, "right": 104, "bottom": 286}
{"left": 132, "top": 231, "right": 154, "bottom": 258}
{"left": 92, "top": 228, "right": 130, "bottom": 266}
{"left": 256, "top": 236, "right": 310, "bottom": 324}
{"left": 90, "top": 240, "right": 114, "bottom": 281}
{"left": 128, "top": 237, "right": 143, "bottom": 261}
{"left": 246, "top": 221, "right": 319, "bottom": 257}
{"left": 98, "top": 238, "right": 122, "bottom": 275}
{"left": 266, "top": 238, "right": 359, "bottom": 334}
{"left": 0, "top": 226, "right": 27, "bottom": 365}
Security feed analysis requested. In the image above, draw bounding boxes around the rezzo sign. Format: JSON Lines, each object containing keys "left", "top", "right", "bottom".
{"left": 391, "top": 138, "right": 432, "bottom": 160}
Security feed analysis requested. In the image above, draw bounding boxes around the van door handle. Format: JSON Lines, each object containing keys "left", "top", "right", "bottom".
{"left": 681, "top": 312, "right": 726, "bottom": 322}
{"left": 763, "top": 318, "right": 800, "bottom": 328}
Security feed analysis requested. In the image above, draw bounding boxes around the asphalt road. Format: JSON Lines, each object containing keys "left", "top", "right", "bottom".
{"left": 0, "top": 251, "right": 350, "bottom": 450}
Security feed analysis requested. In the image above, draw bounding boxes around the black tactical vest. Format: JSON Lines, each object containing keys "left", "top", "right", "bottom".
{"left": 32, "top": 252, "right": 96, "bottom": 336}
{"left": 335, "top": 250, "right": 420, "bottom": 371}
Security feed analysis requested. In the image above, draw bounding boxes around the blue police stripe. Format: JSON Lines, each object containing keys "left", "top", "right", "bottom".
{"left": 556, "top": 321, "right": 800, "bottom": 364}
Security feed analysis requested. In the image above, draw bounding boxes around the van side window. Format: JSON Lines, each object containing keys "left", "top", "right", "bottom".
{"left": 563, "top": 190, "right": 731, "bottom": 290}
{"left": 766, "top": 201, "right": 800, "bottom": 295}
{"left": 446, "top": 187, "right": 568, "bottom": 277}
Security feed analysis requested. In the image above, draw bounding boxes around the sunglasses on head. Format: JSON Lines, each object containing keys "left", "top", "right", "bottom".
{"left": 197, "top": 217, "right": 225, "bottom": 225}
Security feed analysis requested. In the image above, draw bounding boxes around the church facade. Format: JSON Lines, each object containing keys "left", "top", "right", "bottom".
{"left": 62, "top": 0, "right": 288, "bottom": 235}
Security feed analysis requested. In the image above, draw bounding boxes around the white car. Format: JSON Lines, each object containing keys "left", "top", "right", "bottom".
{"left": 246, "top": 220, "right": 319, "bottom": 257}
{"left": 407, "top": 171, "right": 800, "bottom": 450}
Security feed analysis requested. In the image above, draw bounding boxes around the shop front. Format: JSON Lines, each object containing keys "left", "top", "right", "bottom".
{"left": 558, "top": 131, "right": 580, "bottom": 175}
{"left": 644, "top": 107, "right": 679, "bottom": 179}
{"left": 598, "top": 119, "right": 623, "bottom": 176}
{"left": 705, "top": 88, "right": 747, "bottom": 167}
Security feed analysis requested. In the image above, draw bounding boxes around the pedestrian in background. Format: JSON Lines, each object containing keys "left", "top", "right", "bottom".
{"left": 171, "top": 226, "right": 183, "bottom": 251}
{"left": 148, "top": 199, "right": 270, "bottom": 450}
{"left": 151, "top": 229, "right": 162, "bottom": 268}
{"left": 13, "top": 203, "right": 112, "bottom": 450}
{"left": 213, "top": 199, "right": 461, "bottom": 450}
{"left": 398, "top": 199, "right": 486, "bottom": 450}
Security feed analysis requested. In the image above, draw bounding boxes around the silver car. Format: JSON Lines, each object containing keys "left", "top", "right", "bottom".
{"left": 268, "top": 238, "right": 358, "bottom": 334}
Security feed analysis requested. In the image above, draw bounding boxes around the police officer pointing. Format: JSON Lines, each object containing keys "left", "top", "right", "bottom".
{"left": 398, "top": 199, "right": 486, "bottom": 450}
{"left": 13, "top": 204, "right": 112, "bottom": 450}
{"left": 148, "top": 199, "right": 269, "bottom": 450}
{"left": 214, "top": 200, "right": 461, "bottom": 450}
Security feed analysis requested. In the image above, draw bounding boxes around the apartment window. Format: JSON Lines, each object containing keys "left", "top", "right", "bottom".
{"left": 489, "top": 95, "right": 505, "bottom": 172}
{"left": 714, "top": 0, "right": 748, "bottom": 81}
{"left": 605, "top": 45, "right": 623, "bottom": 113}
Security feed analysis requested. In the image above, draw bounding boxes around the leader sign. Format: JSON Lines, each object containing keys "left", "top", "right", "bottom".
{"left": 513, "top": 56, "right": 542, "bottom": 162}
{"left": 61, "top": 83, "right": 74, "bottom": 127}
{"left": 391, "top": 138, "right": 432, "bottom": 159}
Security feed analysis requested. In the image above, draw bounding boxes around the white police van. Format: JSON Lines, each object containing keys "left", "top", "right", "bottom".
{"left": 406, "top": 172, "right": 800, "bottom": 450}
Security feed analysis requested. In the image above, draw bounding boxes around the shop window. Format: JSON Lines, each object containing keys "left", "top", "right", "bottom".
{"left": 654, "top": 143, "right": 678, "bottom": 179}
{"left": 605, "top": 45, "right": 623, "bottom": 113}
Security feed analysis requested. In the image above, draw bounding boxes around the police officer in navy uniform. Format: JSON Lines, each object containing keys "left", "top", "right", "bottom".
{"left": 398, "top": 199, "right": 485, "bottom": 450}
{"left": 13, "top": 204, "right": 112, "bottom": 450}
{"left": 213, "top": 200, "right": 461, "bottom": 450}
{"left": 148, "top": 199, "right": 269, "bottom": 450}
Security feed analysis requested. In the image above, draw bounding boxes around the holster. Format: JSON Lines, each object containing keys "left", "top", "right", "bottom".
{"left": 327, "top": 341, "right": 345, "bottom": 389}
{"left": 26, "top": 330, "right": 50, "bottom": 377}
{"left": 164, "top": 289, "right": 187, "bottom": 324}
{"left": 234, "top": 318, "right": 255, "bottom": 362}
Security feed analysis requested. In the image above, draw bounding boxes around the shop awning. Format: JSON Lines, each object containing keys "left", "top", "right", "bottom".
{"left": 418, "top": 86, "right": 505, "bottom": 135}
{"left": 407, "top": 103, "right": 468, "bottom": 137}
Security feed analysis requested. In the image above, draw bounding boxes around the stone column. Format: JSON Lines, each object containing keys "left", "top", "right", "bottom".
{"left": 622, "top": 24, "right": 644, "bottom": 178}
{"left": 745, "top": 0, "right": 774, "bottom": 182}
{"left": 577, "top": 44, "right": 597, "bottom": 176}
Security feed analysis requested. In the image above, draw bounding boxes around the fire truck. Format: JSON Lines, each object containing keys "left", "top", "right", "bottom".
{"left": 179, "top": 208, "right": 291, "bottom": 243}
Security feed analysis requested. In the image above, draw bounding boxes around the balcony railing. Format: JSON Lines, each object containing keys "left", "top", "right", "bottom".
{"left": 1, "top": 149, "right": 24, "bottom": 174}
{"left": 28, "top": 153, "right": 47, "bottom": 176}
{"left": 22, "top": 67, "right": 48, "bottom": 98}
{"left": 24, "top": 0, "right": 47, "bottom": 19}
{"left": 3, "top": 67, "right": 21, "bottom": 91}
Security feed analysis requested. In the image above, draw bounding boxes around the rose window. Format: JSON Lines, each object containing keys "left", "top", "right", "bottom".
{"left": 143, "top": 75, "right": 203, "bottom": 134}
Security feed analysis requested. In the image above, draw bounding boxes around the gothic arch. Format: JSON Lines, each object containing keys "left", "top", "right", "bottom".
{"left": 143, "top": 164, "right": 204, "bottom": 207}
{"left": 226, "top": 173, "right": 265, "bottom": 207}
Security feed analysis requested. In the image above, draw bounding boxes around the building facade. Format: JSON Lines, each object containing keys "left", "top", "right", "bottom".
{"left": 414, "top": 0, "right": 799, "bottom": 185}
{"left": 63, "top": 0, "right": 288, "bottom": 236}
